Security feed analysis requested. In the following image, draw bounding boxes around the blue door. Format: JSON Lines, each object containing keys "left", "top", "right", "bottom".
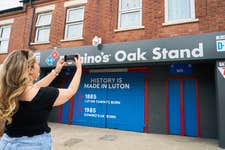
{"left": 168, "top": 80, "right": 181, "bottom": 135}
{"left": 72, "top": 73, "right": 107, "bottom": 128}
{"left": 106, "top": 72, "right": 145, "bottom": 132}
{"left": 66, "top": 72, "right": 145, "bottom": 132}
{"left": 168, "top": 79, "right": 199, "bottom": 137}
{"left": 183, "top": 80, "right": 198, "bottom": 136}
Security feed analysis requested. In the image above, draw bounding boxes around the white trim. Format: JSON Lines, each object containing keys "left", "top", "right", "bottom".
{"left": 35, "top": 26, "right": 51, "bottom": 43}
{"left": 164, "top": 0, "right": 169, "bottom": 23}
{"left": 36, "top": 12, "right": 52, "bottom": 27}
{"left": 114, "top": 26, "right": 145, "bottom": 32}
{"left": 65, "top": 22, "right": 83, "bottom": 39}
{"left": 66, "top": 7, "right": 84, "bottom": 23}
{"left": 30, "top": 41, "right": 50, "bottom": 45}
{"left": 162, "top": 18, "right": 199, "bottom": 26}
{"left": 60, "top": 37, "right": 84, "bottom": 42}
{"left": 89, "top": 68, "right": 128, "bottom": 73}
{"left": 118, "top": 0, "right": 121, "bottom": 28}
{"left": 118, "top": 0, "right": 142, "bottom": 29}
{"left": 35, "top": 12, "right": 52, "bottom": 43}
{"left": 0, "top": 19, "right": 14, "bottom": 26}
{"left": 0, "top": 52, "right": 8, "bottom": 54}
{"left": 64, "top": 7, "right": 84, "bottom": 40}
{"left": 0, "top": 25, "right": 11, "bottom": 54}
{"left": 164, "top": 0, "right": 196, "bottom": 23}
{"left": 35, "top": 5, "right": 55, "bottom": 14}
{"left": 190, "top": 0, "right": 196, "bottom": 19}
{"left": 0, "top": 25, "right": 11, "bottom": 41}
{"left": 64, "top": 0, "right": 87, "bottom": 7}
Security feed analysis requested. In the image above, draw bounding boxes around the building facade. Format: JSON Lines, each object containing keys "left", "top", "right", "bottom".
{"left": 0, "top": 0, "right": 225, "bottom": 148}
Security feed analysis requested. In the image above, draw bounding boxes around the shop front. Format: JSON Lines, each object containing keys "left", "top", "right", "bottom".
{"left": 58, "top": 69, "right": 148, "bottom": 132}
{"left": 36, "top": 32, "right": 225, "bottom": 148}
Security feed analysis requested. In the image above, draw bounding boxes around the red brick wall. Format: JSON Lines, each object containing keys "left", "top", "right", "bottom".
{"left": 0, "top": 0, "right": 225, "bottom": 63}
{"left": 0, "top": 12, "right": 27, "bottom": 62}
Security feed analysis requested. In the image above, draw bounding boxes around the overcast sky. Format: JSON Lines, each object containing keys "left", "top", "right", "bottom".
{"left": 0, "top": 0, "right": 23, "bottom": 11}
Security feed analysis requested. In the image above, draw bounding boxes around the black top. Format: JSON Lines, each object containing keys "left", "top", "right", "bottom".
{"left": 5, "top": 87, "right": 59, "bottom": 137}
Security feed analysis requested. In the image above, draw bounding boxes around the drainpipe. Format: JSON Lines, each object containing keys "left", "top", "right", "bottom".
{"left": 28, "top": 0, "right": 36, "bottom": 51}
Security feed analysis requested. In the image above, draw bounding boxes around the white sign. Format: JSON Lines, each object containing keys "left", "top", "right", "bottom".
{"left": 79, "top": 43, "right": 205, "bottom": 64}
{"left": 83, "top": 77, "right": 130, "bottom": 90}
{"left": 216, "top": 40, "right": 225, "bottom": 52}
{"left": 34, "top": 52, "right": 41, "bottom": 63}
{"left": 152, "top": 43, "right": 204, "bottom": 60}
{"left": 218, "top": 67, "right": 225, "bottom": 78}
{"left": 114, "top": 48, "right": 147, "bottom": 62}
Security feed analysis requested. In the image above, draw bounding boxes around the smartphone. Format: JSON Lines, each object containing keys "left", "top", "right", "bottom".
{"left": 64, "top": 54, "right": 78, "bottom": 62}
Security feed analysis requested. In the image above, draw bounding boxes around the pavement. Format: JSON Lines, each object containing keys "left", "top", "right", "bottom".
{"left": 49, "top": 123, "right": 224, "bottom": 150}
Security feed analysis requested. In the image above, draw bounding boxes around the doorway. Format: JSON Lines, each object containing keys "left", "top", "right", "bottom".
{"left": 166, "top": 78, "right": 200, "bottom": 137}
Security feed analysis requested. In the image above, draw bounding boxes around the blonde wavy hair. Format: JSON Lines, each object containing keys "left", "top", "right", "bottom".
{"left": 0, "top": 50, "right": 36, "bottom": 125}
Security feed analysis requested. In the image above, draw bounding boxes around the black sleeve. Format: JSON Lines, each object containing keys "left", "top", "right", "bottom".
{"left": 40, "top": 87, "right": 59, "bottom": 109}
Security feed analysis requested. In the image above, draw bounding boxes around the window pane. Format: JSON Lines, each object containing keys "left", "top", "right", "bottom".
{"left": 67, "top": 8, "right": 84, "bottom": 22}
{"left": 121, "top": 0, "right": 140, "bottom": 11}
{"left": 1, "top": 27, "right": 11, "bottom": 39}
{"left": 66, "top": 23, "right": 83, "bottom": 39}
{"left": 36, "top": 27, "right": 50, "bottom": 42}
{"left": 120, "top": 11, "right": 141, "bottom": 28}
{"left": 0, "top": 40, "right": 9, "bottom": 53}
{"left": 37, "top": 13, "right": 52, "bottom": 26}
{"left": 168, "top": 0, "right": 191, "bottom": 21}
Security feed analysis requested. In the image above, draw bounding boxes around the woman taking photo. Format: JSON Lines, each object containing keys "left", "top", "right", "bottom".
{"left": 0, "top": 50, "right": 82, "bottom": 150}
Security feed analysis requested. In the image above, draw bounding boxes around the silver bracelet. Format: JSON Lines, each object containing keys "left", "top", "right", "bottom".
{"left": 51, "top": 69, "right": 59, "bottom": 76}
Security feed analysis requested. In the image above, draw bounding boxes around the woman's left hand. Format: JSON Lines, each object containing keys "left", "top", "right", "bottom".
{"left": 55, "top": 58, "right": 66, "bottom": 73}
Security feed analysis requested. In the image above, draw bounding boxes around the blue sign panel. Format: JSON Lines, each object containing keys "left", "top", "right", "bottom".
{"left": 66, "top": 72, "right": 145, "bottom": 132}
{"left": 170, "top": 64, "right": 192, "bottom": 75}
{"left": 72, "top": 73, "right": 107, "bottom": 128}
{"left": 45, "top": 56, "right": 54, "bottom": 66}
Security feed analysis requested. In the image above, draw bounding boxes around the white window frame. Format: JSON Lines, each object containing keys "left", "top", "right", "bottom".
{"left": 163, "top": 0, "right": 199, "bottom": 26}
{"left": 34, "top": 12, "right": 52, "bottom": 43}
{"left": 0, "top": 25, "right": 11, "bottom": 54}
{"left": 117, "top": 0, "right": 143, "bottom": 30}
{"left": 64, "top": 7, "right": 84, "bottom": 40}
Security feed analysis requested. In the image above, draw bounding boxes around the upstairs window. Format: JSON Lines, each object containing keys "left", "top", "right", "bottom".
{"left": 165, "top": 0, "right": 196, "bottom": 23}
{"left": 35, "top": 12, "right": 52, "bottom": 43}
{"left": 0, "top": 25, "right": 11, "bottom": 53}
{"left": 64, "top": 7, "right": 84, "bottom": 40}
{"left": 118, "top": 0, "right": 142, "bottom": 29}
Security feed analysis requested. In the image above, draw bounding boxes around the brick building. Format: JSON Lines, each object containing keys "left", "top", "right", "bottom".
{"left": 0, "top": 0, "right": 225, "bottom": 148}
